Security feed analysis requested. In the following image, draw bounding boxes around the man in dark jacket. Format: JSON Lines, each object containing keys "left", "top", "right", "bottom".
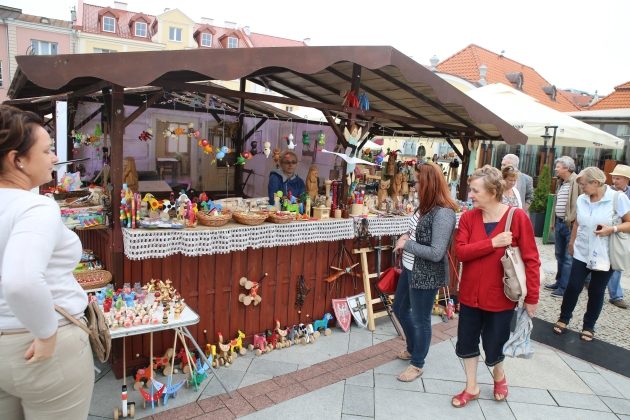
{"left": 268, "top": 151, "right": 305, "bottom": 203}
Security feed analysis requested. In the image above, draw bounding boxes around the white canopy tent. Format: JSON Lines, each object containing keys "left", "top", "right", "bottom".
{"left": 466, "top": 83, "right": 624, "bottom": 150}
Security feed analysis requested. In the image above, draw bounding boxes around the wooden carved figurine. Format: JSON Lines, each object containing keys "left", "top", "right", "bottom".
{"left": 123, "top": 156, "right": 139, "bottom": 193}
{"left": 377, "top": 179, "right": 390, "bottom": 209}
{"left": 385, "top": 152, "right": 397, "bottom": 177}
{"left": 390, "top": 172, "right": 403, "bottom": 208}
{"left": 401, "top": 172, "right": 409, "bottom": 196}
{"left": 306, "top": 165, "right": 319, "bottom": 201}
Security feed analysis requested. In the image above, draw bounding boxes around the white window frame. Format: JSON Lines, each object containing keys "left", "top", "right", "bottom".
{"left": 200, "top": 32, "right": 212, "bottom": 47}
{"left": 169, "top": 27, "right": 182, "bottom": 42}
{"left": 227, "top": 36, "right": 238, "bottom": 48}
{"left": 102, "top": 16, "right": 116, "bottom": 33}
{"left": 134, "top": 21, "right": 147, "bottom": 37}
{"left": 31, "top": 40, "right": 58, "bottom": 55}
{"left": 93, "top": 48, "right": 117, "bottom": 53}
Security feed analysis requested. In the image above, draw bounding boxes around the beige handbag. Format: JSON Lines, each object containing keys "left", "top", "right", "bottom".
{"left": 610, "top": 191, "right": 630, "bottom": 272}
{"left": 500, "top": 207, "right": 528, "bottom": 302}
{"left": 55, "top": 301, "right": 111, "bottom": 363}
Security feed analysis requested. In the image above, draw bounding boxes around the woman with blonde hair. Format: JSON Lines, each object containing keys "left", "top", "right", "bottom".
{"left": 501, "top": 165, "right": 522, "bottom": 208}
{"left": 392, "top": 162, "right": 458, "bottom": 382}
{"left": 452, "top": 165, "right": 540, "bottom": 407}
{"left": 553, "top": 167, "right": 630, "bottom": 341}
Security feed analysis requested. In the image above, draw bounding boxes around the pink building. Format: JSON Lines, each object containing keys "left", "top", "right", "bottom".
{"left": 0, "top": 6, "right": 74, "bottom": 102}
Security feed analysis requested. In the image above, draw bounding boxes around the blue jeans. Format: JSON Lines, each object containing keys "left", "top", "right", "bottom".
{"left": 554, "top": 217, "right": 573, "bottom": 294}
{"left": 608, "top": 271, "right": 624, "bottom": 301}
{"left": 392, "top": 268, "right": 437, "bottom": 369}
{"left": 559, "top": 259, "right": 613, "bottom": 331}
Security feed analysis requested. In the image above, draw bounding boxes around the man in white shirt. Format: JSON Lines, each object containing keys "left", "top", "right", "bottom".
{"left": 607, "top": 164, "right": 630, "bottom": 309}
{"left": 501, "top": 154, "right": 533, "bottom": 211}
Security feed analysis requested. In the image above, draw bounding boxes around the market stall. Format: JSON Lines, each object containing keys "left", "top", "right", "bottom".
{"left": 6, "top": 45, "right": 525, "bottom": 376}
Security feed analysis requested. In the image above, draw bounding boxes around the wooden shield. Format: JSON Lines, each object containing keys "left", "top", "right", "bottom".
{"left": 332, "top": 298, "right": 352, "bottom": 332}
{"left": 346, "top": 293, "right": 368, "bottom": 328}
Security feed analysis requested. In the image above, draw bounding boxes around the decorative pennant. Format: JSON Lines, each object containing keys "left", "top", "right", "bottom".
{"left": 346, "top": 293, "right": 368, "bottom": 329}
{"left": 332, "top": 298, "right": 352, "bottom": 333}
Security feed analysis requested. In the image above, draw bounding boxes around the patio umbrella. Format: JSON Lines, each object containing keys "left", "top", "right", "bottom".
{"left": 467, "top": 83, "right": 624, "bottom": 149}
{"left": 503, "top": 307, "right": 534, "bottom": 359}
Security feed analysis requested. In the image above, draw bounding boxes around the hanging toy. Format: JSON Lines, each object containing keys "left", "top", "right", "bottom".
{"left": 250, "top": 140, "right": 259, "bottom": 156}
{"left": 242, "top": 151, "right": 252, "bottom": 160}
{"left": 287, "top": 133, "right": 296, "bottom": 150}
{"left": 302, "top": 131, "right": 310, "bottom": 146}
{"left": 138, "top": 129, "right": 153, "bottom": 142}
{"left": 186, "top": 123, "right": 195, "bottom": 138}
{"left": 263, "top": 141, "right": 271, "bottom": 158}
{"left": 342, "top": 91, "right": 359, "bottom": 108}
{"left": 236, "top": 155, "right": 246, "bottom": 166}
{"left": 358, "top": 92, "right": 370, "bottom": 111}
{"left": 94, "top": 123, "right": 102, "bottom": 137}
{"left": 317, "top": 131, "right": 326, "bottom": 146}
{"left": 273, "top": 148, "right": 281, "bottom": 167}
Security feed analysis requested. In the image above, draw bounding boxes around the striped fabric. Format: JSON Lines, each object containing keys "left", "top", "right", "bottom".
{"left": 402, "top": 212, "right": 420, "bottom": 270}
{"left": 555, "top": 182, "right": 571, "bottom": 219}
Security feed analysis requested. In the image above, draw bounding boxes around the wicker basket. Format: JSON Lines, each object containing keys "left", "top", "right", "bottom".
{"left": 73, "top": 269, "right": 112, "bottom": 290}
{"left": 267, "top": 212, "right": 294, "bottom": 224}
{"left": 232, "top": 211, "right": 269, "bottom": 226}
{"left": 54, "top": 190, "right": 90, "bottom": 201}
{"left": 197, "top": 210, "right": 232, "bottom": 227}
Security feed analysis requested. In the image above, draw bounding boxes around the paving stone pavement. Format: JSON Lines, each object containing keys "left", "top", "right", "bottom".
{"left": 535, "top": 238, "right": 630, "bottom": 349}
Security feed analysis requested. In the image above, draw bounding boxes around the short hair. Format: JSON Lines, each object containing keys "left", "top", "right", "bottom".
{"left": 280, "top": 150, "right": 298, "bottom": 162}
{"left": 502, "top": 153, "right": 520, "bottom": 168}
{"left": 0, "top": 105, "right": 44, "bottom": 174}
{"left": 555, "top": 156, "right": 576, "bottom": 173}
{"left": 468, "top": 165, "right": 504, "bottom": 201}
{"left": 501, "top": 165, "right": 519, "bottom": 180}
{"left": 576, "top": 166, "right": 606, "bottom": 186}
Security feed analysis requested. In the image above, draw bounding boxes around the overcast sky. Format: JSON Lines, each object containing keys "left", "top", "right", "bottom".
{"left": 3, "top": 0, "right": 628, "bottom": 96}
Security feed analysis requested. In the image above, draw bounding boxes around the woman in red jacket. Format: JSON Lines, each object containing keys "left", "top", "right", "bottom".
{"left": 452, "top": 165, "right": 540, "bottom": 408}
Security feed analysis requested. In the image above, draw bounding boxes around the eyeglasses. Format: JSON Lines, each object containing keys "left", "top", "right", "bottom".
{"left": 281, "top": 160, "right": 297, "bottom": 165}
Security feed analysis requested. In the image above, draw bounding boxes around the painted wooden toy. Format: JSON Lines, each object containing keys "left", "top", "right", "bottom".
{"left": 175, "top": 347, "right": 196, "bottom": 374}
{"left": 265, "top": 329, "right": 279, "bottom": 350}
{"left": 297, "top": 323, "right": 317, "bottom": 344}
{"left": 275, "top": 320, "right": 291, "bottom": 348}
{"left": 238, "top": 273, "right": 268, "bottom": 306}
{"left": 216, "top": 332, "right": 233, "bottom": 366}
{"left": 287, "top": 325, "right": 300, "bottom": 345}
{"left": 229, "top": 330, "right": 247, "bottom": 357}
{"left": 152, "top": 348, "right": 174, "bottom": 376}
{"left": 249, "top": 332, "right": 271, "bottom": 355}
{"left": 312, "top": 313, "right": 334, "bottom": 338}
{"left": 133, "top": 366, "right": 152, "bottom": 391}
{"left": 112, "top": 384, "right": 135, "bottom": 420}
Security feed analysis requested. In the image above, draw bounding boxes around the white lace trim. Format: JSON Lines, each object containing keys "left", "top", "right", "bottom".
{"left": 122, "top": 219, "right": 354, "bottom": 260}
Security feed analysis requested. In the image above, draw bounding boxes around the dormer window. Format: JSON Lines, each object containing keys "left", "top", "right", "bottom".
{"left": 169, "top": 27, "right": 182, "bottom": 42}
{"left": 227, "top": 36, "right": 238, "bottom": 48}
{"left": 134, "top": 21, "right": 147, "bottom": 37}
{"left": 201, "top": 33, "right": 212, "bottom": 47}
{"left": 542, "top": 85, "right": 557, "bottom": 101}
{"left": 505, "top": 72, "right": 524, "bottom": 90}
{"left": 102, "top": 15, "right": 116, "bottom": 33}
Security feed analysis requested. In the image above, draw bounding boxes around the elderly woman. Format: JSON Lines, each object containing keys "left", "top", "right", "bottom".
{"left": 392, "top": 162, "right": 458, "bottom": 382}
{"left": 0, "top": 105, "right": 94, "bottom": 418}
{"left": 453, "top": 165, "right": 540, "bottom": 408}
{"left": 501, "top": 165, "right": 522, "bottom": 208}
{"left": 268, "top": 150, "right": 305, "bottom": 202}
{"left": 553, "top": 167, "right": 630, "bottom": 341}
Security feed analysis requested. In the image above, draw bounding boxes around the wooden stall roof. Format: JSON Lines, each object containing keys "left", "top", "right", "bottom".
{"left": 8, "top": 45, "right": 526, "bottom": 144}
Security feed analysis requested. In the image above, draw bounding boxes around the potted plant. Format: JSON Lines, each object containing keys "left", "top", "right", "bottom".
{"left": 529, "top": 164, "right": 552, "bottom": 237}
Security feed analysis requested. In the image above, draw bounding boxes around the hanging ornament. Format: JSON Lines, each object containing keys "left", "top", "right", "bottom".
{"left": 317, "top": 131, "right": 326, "bottom": 146}
{"left": 138, "top": 129, "right": 153, "bottom": 142}
{"left": 358, "top": 92, "right": 370, "bottom": 111}
{"left": 242, "top": 151, "right": 252, "bottom": 160}
{"left": 94, "top": 123, "right": 102, "bottom": 137}
{"left": 287, "top": 133, "right": 296, "bottom": 150}
{"left": 302, "top": 131, "right": 310, "bottom": 145}
{"left": 250, "top": 140, "right": 259, "bottom": 155}
{"left": 236, "top": 154, "right": 246, "bottom": 166}
{"left": 342, "top": 91, "right": 359, "bottom": 108}
{"left": 273, "top": 148, "right": 281, "bottom": 167}
{"left": 263, "top": 141, "right": 271, "bottom": 158}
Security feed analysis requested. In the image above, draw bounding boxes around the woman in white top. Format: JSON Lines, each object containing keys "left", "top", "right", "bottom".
{"left": 501, "top": 166, "right": 522, "bottom": 208}
{"left": 553, "top": 167, "right": 630, "bottom": 342}
{"left": 0, "top": 105, "right": 94, "bottom": 419}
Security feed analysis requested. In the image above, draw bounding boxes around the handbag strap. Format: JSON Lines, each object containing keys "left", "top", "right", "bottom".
{"left": 54, "top": 304, "right": 91, "bottom": 336}
{"left": 504, "top": 207, "right": 517, "bottom": 233}
{"left": 613, "top": 191, "right": 619, "bottom": 223}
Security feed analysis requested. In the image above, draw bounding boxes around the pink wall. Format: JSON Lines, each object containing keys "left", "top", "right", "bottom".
{"left": 15, "top": 26, "right": 72, "bottom": 56}
{"left": 0, "top": 24, "right": 9, "bottom": 101}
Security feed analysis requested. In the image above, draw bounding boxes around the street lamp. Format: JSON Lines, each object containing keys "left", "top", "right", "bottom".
{"left": 540, "top": 125, "right": 558, "bottom": 168}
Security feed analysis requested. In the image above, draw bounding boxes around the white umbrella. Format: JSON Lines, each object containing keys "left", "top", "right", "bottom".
{"left": 467, "top": 83, "right": 624, "bottom": 149}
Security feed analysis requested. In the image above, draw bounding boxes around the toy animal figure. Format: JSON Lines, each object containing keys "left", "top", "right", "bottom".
{"left": 175, "top": 347, "right": 196, "bottom": 374}
{"left": 401, "top": 172, "right": 409, "bottom": 196}
{"left": 306, "top": 165, "right": 319, "bottom": 201}
{"left": 287, "top": 325, "right": 300, "bottom": 344}
{"left": 229, "top": 330, "right": 247, "bottom": 356}
{"left": 275, "top": 320, "right": 290, "bottom": 348}
{"left": 385, "top": 151, "right": 398, "bottom": 176}
{"left": 313, "top": 313, "right": 334, "bottom": 338}
{"left": 297, "top": 323, "right": 316, "bottom": 344}
{"left": 152, "top": 348, "right": 174, "bottom": 376}
{"left": 216, "top": 332, "right": 233, "bottom": 366}
{"left": 265, "top": 329, "right": 279, "bottom": 350}
{"left": 273, "top": 148, "right": 281, "bottom": 168}
{"left": 249, "top": 333, "right": 270, "bottom": 356}
{"left": 133, "top": 366, "right": 153, "bottom": 391}
{"left": 377, "top": 179, "right": 390, "bottom": 210}
{"left": 239, "top": 274, "right": 267, "bottom": 305}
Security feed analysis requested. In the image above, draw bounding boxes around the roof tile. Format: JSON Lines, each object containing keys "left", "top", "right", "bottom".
{"left": 589, "top": 81, "right": 630, "bottom": 110}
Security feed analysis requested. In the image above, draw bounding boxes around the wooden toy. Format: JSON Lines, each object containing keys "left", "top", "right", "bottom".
{"left": 265, "top": 329, "right": 279, "bottom": 349}
{"left": 275, "top": 320, "right": 291, "bottom": 348}
{"left": 239, "top": 273, "right": 268, "bottom": 306}
{"left": 216, "top": 332, "right": 233, "bottom": 366}
{"left": 287, "top": 325, "right": 300, "bottom": 344}
{"left": 113, "top": 384, "right": 135, "bottom": 420}
{"left": 249, "top": 332, "right": 271, "bottom": 355}
{"left": 313, "top": 313, "right": 334, "bottom": 337}
{"left": 152, "top": 348, "right": 174, "bottom": 376}
{"left": 229, "top": 330, "right": 247, "bottom": 356}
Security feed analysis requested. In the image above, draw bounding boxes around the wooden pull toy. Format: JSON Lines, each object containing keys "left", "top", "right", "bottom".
{"left": 239, "top": 273, "right": 268, "bottom": 305}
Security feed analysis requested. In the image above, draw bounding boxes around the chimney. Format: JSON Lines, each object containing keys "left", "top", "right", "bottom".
{"left": 429, "top": 55, "right": 439, "bottom": 71}
{"left": 70, "top": 6, "right": 77, "bottom": 22}
{"left": 201, "top": 17, "right": 214, "bottom": 25}
{"left": 303, "top": 37, "right": 311, "bottom": 46}
{"left": 113, "top": 1, "right": 127, "bottom": 10}
{"left": 242, "top": 25, "right": 250, "bottom": 35}
{"left": 478, "top": 64, "right": 487, "bottom": 86}
{"left": 224, "top": 20, "right": 237, "bottom": 29}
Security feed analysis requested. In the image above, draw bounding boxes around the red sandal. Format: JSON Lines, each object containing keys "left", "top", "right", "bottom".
{"left": 451, "top": 389, "right": 480, "bottom": 408}
{"left": 494, "top": 376, "right": 509, "bottom": 401}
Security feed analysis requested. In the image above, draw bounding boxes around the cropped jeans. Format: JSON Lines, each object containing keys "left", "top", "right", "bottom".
{"left": 392, "top": 268, "right": 437, "bottom": 369}
{"left": 607, "top": 271, "right": 624, "bottom": 302}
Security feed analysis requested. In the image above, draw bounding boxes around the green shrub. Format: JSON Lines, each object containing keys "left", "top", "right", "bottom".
{"left": 530, "top": 164, "right": 551, "bottom": 213}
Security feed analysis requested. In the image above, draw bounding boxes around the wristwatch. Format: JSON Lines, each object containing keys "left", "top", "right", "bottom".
{"left": 613, "top": 226, "right": 618, "bottom": 233}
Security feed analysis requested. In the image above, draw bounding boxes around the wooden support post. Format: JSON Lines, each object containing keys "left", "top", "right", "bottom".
{"left": 110, "top": 85, "right": 125, "bottom": 285}
{"left": 352, "top": 245, "right": 393, "bottom": 331}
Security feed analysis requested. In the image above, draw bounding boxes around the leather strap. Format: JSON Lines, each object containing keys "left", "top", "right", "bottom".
{"left": 504, "top": 207, "right": 517, "bottom": 233}
{"left": 54, "top": 305, "right": 90, "bottom": 336}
